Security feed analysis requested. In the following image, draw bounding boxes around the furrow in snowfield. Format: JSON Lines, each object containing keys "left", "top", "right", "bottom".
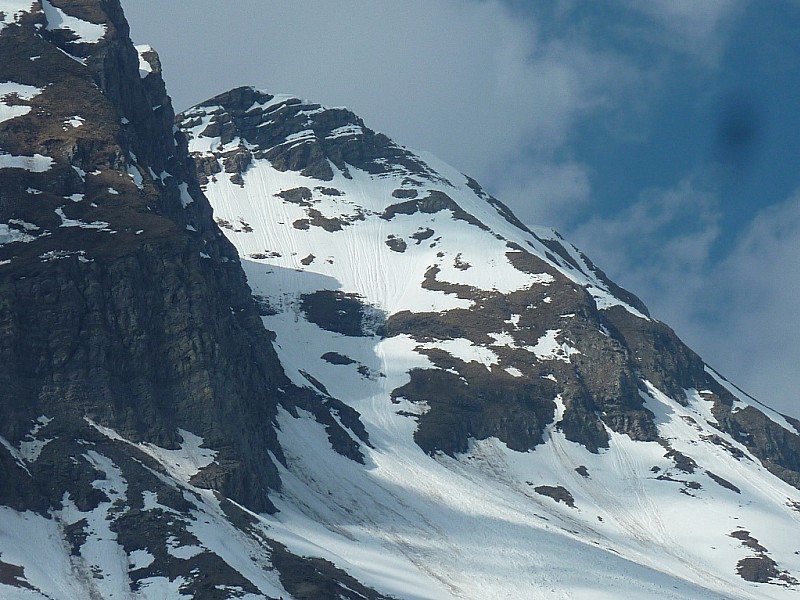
{"left": 175, "top": 91, "right": 800, "bottom": 599}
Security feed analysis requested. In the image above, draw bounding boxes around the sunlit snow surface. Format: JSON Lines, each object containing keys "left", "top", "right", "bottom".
{"left": 0, "top": 1, "right": 35, "bottom": 36}
{"left": 178, "top": 101, "right": 800, "bottom": 600}
{"left": 40, "top": 0, "right": 106, "bottom": 44}
{"left": 0, "top": 82, "right": 44, "bottom": 124}
{"left": 0, "top": 426, "right": 289, "bottom": 600}
{"left": 0, "top": 152, "right": 53, "bottom": 172}
{"left": 3, "top": 94, "right": 799, "bottom": 599}
{"left": 135, "top": 44, "right": 154, "bottom": 78}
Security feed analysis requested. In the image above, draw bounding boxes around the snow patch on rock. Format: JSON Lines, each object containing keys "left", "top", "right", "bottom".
{"left": 0, "top": 152, "right": 53, "bottom": 172}
{"left": 41, "top": 0, "right": 106, "bottom": 44}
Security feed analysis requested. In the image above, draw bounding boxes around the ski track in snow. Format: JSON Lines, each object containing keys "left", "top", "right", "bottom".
{"left": 4, "top": 97, "right": 800, "bottom": 599}
{"left": 181, "top": 120, "right": 800, "bottom": 599}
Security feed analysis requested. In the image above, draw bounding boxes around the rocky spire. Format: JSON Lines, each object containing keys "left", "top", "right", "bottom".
{"left": 0, "top": 0, "right": 322, "bottom": 515}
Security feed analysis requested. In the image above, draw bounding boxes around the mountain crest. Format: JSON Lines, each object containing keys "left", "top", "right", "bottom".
{"left": 179, "top": 85, "right": 441, "bottom": 184}
{"left": 1, "top": 2, "right": 800, "bottom": 599}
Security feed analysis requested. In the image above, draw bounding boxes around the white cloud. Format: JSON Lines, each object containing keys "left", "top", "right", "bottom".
{"left": 491, "top": 160, "right": 592, "bottom": 230}
{"left": 704, "top": 192, "right": 800, "bottom": 416}
{"left": 122, "top": 0, "right": 798, "bottom": 417}
{"left": 620, "top": 0, "right": 744, "bottom": 64}
{"left": 570, "top": 178, "right": 719, "bottom": 296}
{"left": 123, "top": 0, "right": 638, "bottom": 193}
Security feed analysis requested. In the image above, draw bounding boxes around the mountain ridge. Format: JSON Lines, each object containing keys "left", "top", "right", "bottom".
{"left": 178, "top": 85, "right": 800, "bottom": 477}
{"left": 0, "top": 1, "right": 799, "bottom": 598}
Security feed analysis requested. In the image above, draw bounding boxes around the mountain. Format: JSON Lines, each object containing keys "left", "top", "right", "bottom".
{"left": 1, "top": 1, "right": 800, "bottom": 599}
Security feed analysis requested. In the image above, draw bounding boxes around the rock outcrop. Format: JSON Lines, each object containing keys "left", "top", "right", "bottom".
{"left": 0, "top": 0, "right": 365, "bottom": 516}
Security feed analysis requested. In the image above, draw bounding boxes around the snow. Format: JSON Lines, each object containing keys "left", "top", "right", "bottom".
{"left": 0, "top": 1, "right": 34, "bottom": 36}
{"left": 283, "top": 129, "right": 315, "bottom": 144}
{"left": 0, "top": 152, "right": 53, "bottom": 172}
{"left": 128, "top": 549, "right": 155, "bottom": 570}
{"left": 198, "top": 157, "right": 556, "bottom": 315}
{"left": 0, "top": 220, "right": 39, "bottom": 246}
{"left": 180, "top": 491, "right": 289, "bottom": 598}
{"left": 55, "top": 206, "right": 110, "bottom": 230}
{"left": 76, "top": 450, "right": 132, "bottom": 597}
{"left": 525, "top": 328, "right": 581, "bottom": 362}
{"left": 265, "top": 398, "right": 790, "bottom": 600}
{"left": 488, "top": 331, "right": 516, "bottom": 347}
{"left": 30, "top": 452, "right": 134, "bottom": 600}
{"left": 180, "top": 100, "right": 800, "bottom": 596}
{"left": 136, "top": 576, "right": 192, "bottom": 599}
{"left": 64, "top": 115, "right": 83, "bottom": 128}
{"left": 39, "top": 249, "right": 88, "bottom": 262}
{"left": 706, "top": 366, "right": 800, "bottom": 435}
{"left": 135, "top": 44, "right": 154, "bottom": 78}
{"left": 418, "top": 337, "right": 499, "bottom": 370}
{"left": 166, "top": 536, "right": 203, "bottom": 560}
{"left": 41, "top": 0, "right": 106, "bottom": 44}
{"left": 0, "top": 507, "right": 91, "bottom": 598}
{"left": 244, "top": 91, "right": 299, "bottom": 114}
{"left": 327, "top": 124, "right": 364, "bottom": 139}
{"left": 128, "top": 164, "right": 144, "bottom": 189}
{"left": 179, "top": 182, "right": 194, "bottom": 207}
{"left": 17, "top": 415, "right": 53, "bottom": 462}
{"left": 88, "top": 420, "right": 218, "bottom": 485}
{"left": 0, "top": 82, "right": 44, "bottom": 124}
{"left": 0, "top": 416, "right": 52, "bottom": 467}
{"left": 0, "top": 468, "right": 287, "bottom": 599}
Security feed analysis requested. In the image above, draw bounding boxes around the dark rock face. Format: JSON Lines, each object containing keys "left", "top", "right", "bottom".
{"left": 270, "top": 542, "right": 397, "bottom": 600}
{"left": 381, "top": 190, "right": 489, "bottom": 231}
{"left": 729, "top": 530, "right": 798, "bottom": 585}
{"left": 713, "top": 401, "right": 800, "bottom": 489}
{"left": 385, "top": 249, "right": 661, "bottom": 456}
{"left": 0, "top": 3, "right": 388, "bottom": 595}
{"left": 178, "top": 86, "right": 439, "bottom": 184}
{"left": 0, "top": 0, "right": 366, "bottom": 516}
{"left": 301, "top": 290, "right": 374, "bottom": 337}
{"left": 0, "top": 244, "right": 288, "bottom": 513}
{"left": 533, "top": 485, "right": 576, "bottom": 508}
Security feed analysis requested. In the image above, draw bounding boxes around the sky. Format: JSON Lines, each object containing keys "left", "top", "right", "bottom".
{"left": 122, "top": 0, "right": 800, "bottom": 418}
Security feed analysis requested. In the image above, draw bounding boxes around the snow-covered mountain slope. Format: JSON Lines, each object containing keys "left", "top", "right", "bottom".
{"left": 2, "top": 0, "right": 800, "bottom": 597}
{"left": 0, "top": 2, "right": 390, "bottom": 598}
{"left": 169, "top": 87, "right": 800, "bottom": 598}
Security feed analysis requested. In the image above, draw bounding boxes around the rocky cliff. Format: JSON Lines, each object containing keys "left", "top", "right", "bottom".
{"left": 180, "top": 87, "right": 800, "bottom": 490}
{"left": 0, "top": 0, "right": 367, "bottom": 518}
{"left": 2, "top": 2, "right": 800, "bottom": 599}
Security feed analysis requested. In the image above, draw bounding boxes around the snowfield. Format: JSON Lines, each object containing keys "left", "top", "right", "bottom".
{"left": 174, "top": 93, "right": 800, "bottom": 599}
{"left": 2, "top": 83, "right": 799, "bottom": 599}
